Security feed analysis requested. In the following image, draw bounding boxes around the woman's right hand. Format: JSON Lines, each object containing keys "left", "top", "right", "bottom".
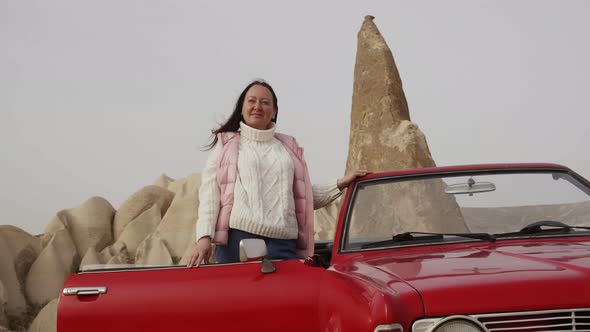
{"left": 187, "top": 236, "right": 212, "bottom": 268}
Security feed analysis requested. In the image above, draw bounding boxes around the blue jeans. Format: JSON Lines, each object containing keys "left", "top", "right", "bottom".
{"left": 215, "top": 228, "right": 297, "bottom": 264}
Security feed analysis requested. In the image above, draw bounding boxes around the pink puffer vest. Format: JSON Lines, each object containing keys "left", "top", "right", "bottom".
{"left": 213, "top": 131, "right": 315, "bottom": 258}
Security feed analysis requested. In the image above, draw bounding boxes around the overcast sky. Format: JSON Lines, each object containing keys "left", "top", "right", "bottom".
{"left": 2, "top": 1, "right": 589, "bottom": 235}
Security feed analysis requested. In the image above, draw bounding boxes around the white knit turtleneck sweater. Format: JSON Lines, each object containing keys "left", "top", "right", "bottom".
{"left": 196, "top": 122, "right": 342, "bottom": 241}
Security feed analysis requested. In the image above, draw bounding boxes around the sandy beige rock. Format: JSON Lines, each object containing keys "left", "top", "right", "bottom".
{"left": 41, "top": 197, "right": 115, "bottom": 257}
{"left": 155, "top": 173, "right": 201, "bottom": 197}
{"left": 25, "top": 229, "right": 79, "bottom": 306}
{"left": 106, "top": 255, "right": 125, "bottom": 265}
{"left": 115, "top": 204, "right": 162, "bottom": 259}
{"left": 98, "top": 242, "right": 130, "bottom": 265}
{"left": 0, "top": 226, "right": 42, "bottom": 317}
{"left": 0, "top": 281, "right": 7, "bottom": 328}
{"left": 346, "top": 16, "right": 433, "bottom": 174}
{"left": 135, "top": 234, "right": 173, "bottom": 266}
{"left": 113, "top": 186, "right": 174, "bottom": 240}
{"left": 41, "top": 213, "right": 67, "bottom": 248}
{"left": 314, "top": 197, "right": 342, "bottom": 241}
{"left": 0, "top": 241, "right": 19, "bottom": 323}
{"left": 152, "top": 173, "right": 201, "bottom": 263}
{"left": 152, "top": 195, "right": 197, "bottom": 263}
{"left": 79, "top": 244, "right": 133, "bottom": 271}
{"left": 167, "top": 173, "right": 201, "bottom": 197}
{"left": 153, "top": 174, "right": 175, "bottom": 189}
{"left": 341, "top": 16, "right": 466, "bottom": 236}
{"left": 26, "top": 298, "right": 57, "bottom": 332}
{"left": 79, "top": 247, "right": 101, "bottom": 270}
{"left": 349, "top": 179, "right": 468, "bottom": 239}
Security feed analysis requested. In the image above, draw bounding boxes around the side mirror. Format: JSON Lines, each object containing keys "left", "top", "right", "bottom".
{"left": 239, "top": 239, "right": 276, "bottom": 274}
{"left": 239, "top": 239, "right": 267, "bottom": 262}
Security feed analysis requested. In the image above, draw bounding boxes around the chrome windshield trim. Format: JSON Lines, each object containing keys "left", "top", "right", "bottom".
{"left": 344, "top": 233, "right": 590, "bottom": 253}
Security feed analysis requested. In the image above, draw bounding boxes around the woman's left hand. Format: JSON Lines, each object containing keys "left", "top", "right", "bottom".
{"left": 337, "top": 170, "right": 370, "bottom": 190}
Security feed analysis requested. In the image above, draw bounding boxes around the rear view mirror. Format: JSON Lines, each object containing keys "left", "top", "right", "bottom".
{"left": 239, "top": 239, "right": 267, "bottom": 262}
{"left": 445, "top": 178, "right": 496, "bottom": 195}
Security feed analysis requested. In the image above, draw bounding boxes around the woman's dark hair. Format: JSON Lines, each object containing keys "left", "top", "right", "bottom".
{"left": 205, "top": 80, "right": 278, "bottom": 150}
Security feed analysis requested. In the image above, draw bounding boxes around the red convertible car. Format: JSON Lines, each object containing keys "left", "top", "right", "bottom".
{"left": 57, "top": 163, "right": 590, "bottom": 332}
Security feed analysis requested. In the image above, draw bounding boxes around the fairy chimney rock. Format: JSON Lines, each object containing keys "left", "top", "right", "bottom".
{"left": 113, "top": 186, "right": 174, "bottom": 241}
{"left": 346, "top": 15, "right": 435, "bottom": 173}
{"left": 343, "top": 16, "right": 467, "bottom": 237}
{"left": 0, "top": 226, "right": 42, "bottom": 318}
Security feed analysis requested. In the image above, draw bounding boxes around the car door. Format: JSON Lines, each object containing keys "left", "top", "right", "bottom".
{"left": 58, "top": 259, "right": 325, "bottom": 332}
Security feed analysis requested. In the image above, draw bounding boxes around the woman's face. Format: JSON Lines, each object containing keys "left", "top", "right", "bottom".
{"left": 241, "top": 85, "right": 276, "bottom": 130}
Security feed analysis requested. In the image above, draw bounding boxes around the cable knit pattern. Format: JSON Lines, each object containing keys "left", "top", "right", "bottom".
{"left": 312, "top": 180, "right": 342, "bottom": 209}
{"left": 195, "top": 122, "right": 342, "bottom": 243}
{"left": 231, "top": 122, "right": 298, "bottom": 239}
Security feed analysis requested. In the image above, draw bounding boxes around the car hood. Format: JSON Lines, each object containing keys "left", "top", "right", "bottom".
{"left": 358, "top": 239, "right": 590, "bottom": 316}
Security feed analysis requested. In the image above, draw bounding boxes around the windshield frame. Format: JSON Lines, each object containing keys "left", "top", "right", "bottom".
{"left": 338, "top": 166, "right": 590, "bottom": 254}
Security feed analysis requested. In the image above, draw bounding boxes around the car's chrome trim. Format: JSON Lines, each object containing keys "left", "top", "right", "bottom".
{"left": 374, "top": 323, "right": 403, "bottom": 332}
{"left": 413, "top": 315, "right": 487, "bottom": 332}
{"left": 78, "top": 259, "right": 288, "bottom": 274}
{"left": 473, "top": 308, "right": 590, "bottom": 332}
{"left": 63, "top": 286, "right": 107, "bottom": 296}
{"left": 413, "top": 308, "right": 590, "bottom": 332}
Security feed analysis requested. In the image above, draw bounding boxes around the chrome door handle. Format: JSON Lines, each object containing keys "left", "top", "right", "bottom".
{"left": 63, "top": 286, "right": 107, "bottom": 296}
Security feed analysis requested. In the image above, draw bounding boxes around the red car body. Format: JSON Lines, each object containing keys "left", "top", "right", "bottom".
{"left": 57, "top": 164, "right": 590, "bottom": 332}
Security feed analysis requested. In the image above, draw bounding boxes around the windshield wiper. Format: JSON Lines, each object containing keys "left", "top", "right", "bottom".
{"left": 361, "top": 231, "right": 496, "bottom": 249}
{"left": 495, "top": 220, "right": 590, "bottom": 238}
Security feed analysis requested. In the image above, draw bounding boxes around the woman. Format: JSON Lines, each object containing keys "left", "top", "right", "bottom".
{"left": 187, "top": 80, "right": 366, "bottom": 267}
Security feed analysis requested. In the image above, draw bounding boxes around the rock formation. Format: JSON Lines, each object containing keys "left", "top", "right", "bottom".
{"left": 346, "top": 15, "right": 433, "bottom": 173}
{"left": 314, "top": 197, "right": 342, "bottom": 241}
{"left": 152, "top": 173, "right": 201, "bottom": 263}
{"left": 113, "top": 185, "right": 174, "bottom": 241}
{"left": 153, "top": 174, "right": 175, "bottom": 189}
{"left": 333, "top": 15, "right": 468, "bottom": 238}
{"left": 100, "top": 242, "right": 131, "bottom": 265}
{"left": 115, "top": 204, "right": 162, "bottom": 259}
{"left": 0, "top": 281, "right": 8, "bottom": 328}
{"left": 79, "top": 246, "right": 101, "bottom": 268}
{"left": 134, "top": 234, "right": 173, "bottom": 265}
{"left": 26, "top": 299, "right": 57, "bottom": 332}
{"left": 79, "top": 241, "right": 132, "bottom": 270}
{"left": 0, "top": 226, "right": 41, "bottom": 318}
{"left": 25, "top": 229, "right": 78, "bottom": 306}
{"left": 41, "top": 197, "right": 115, "bottom": 257}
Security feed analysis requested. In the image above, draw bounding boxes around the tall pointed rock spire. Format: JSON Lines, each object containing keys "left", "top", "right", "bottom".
{"left": 346, "top": 15, "right": 435, "bottom": 174}
{"left": 341, "top": 16, "right": 468, "bottom": 239}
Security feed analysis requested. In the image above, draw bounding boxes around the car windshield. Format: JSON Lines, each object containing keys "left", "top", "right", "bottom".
{"left": 343, "top": 170, "right": 590, "bottom": 250}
